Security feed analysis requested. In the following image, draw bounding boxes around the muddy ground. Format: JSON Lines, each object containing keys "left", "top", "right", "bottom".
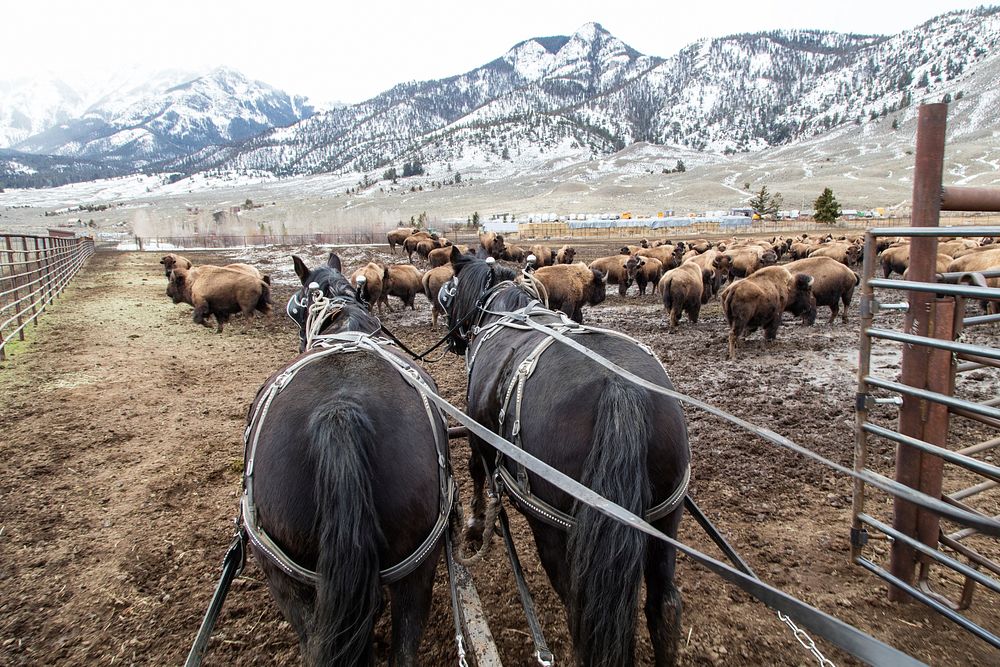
{"left": 0, "top": 243, "right": 997, "bottom": 666}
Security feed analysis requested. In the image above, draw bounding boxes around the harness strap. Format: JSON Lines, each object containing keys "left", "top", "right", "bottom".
{"left": 241, "top": 329, "right": 454, "bottom": 586}
{"left": 484, "top": 305, "right": 690, "bottom": 531}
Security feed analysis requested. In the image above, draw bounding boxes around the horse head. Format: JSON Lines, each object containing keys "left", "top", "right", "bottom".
{"left": 288, "top": 253, "right": 380, "bottom": 351}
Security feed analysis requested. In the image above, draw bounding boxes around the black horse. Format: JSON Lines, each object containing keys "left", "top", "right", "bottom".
{"left": 244, "top": 253, "right": 448, "bottom": 665}
{"left": 442, "top": 255, "right": 691, "bottom": 666}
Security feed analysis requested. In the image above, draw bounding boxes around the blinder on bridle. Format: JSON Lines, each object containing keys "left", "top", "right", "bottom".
{"left": 442, "top": 259, "right": 497, "bottom": 355}
{"left": 287, "top": 276, "right": 369, "bottom": 350}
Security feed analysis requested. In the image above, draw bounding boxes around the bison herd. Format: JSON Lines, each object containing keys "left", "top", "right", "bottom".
{"left": 158, "top": 228, "right": 998, "bottom": 360}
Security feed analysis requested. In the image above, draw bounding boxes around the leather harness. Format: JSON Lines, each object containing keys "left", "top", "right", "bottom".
{"left": 465, "top": 282, "right": 691, "bottom": 531}
{"left": 241, "top": 298, "right": 454, "bottom": 586}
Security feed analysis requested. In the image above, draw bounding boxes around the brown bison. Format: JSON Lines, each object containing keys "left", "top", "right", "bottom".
{"left": 479, "top": 231, "right": 506, "bottom": 259}
{"left": 808, "top": 242, "right": 861, "bottom": 266}
{"left": 556, "top": 245, "right": 576, "bottom": 264}
{"left": 784, "top": 257, "right": 860, "bottom": 324}
{"left": 415, "top": 237, "right": 451, "bottom": 262}
{"left": 167, "top": 265, "right": 271, "bottom": 333}
{"left": 503, "top": 244, "right": 528, "bottom": 263}
{"left": 659, "top": 261, "right": 715, "bottom": 326}
{"left": 223, "top": 263, "right": 270, "bottom": 284}
{"left": 422, "top": 264, "right": 454, "bottom": 327}
{"left": 720, "top": 266, "right": 815, "bottom": 360}
{"left": 948, "top": 248, "right": 1000, "bottom": 313}
{"left": 689, "top": 250, "right": 732, "bottom": 297}
{"left": 159, "top": 253, "right": 192, "bottom": 278}
{"left": 636, "top": 244, "right": 684, "bottom": 270}
{"left": 428, "top": 244, "right": 470, "bottom": 268}
{"left": 387, "top": 227, "right": 419, "bottom": 254}
{"left": 383, "top": 264, "right": 424, "bottom": 310}
{"left": 350, "top": 262, "right": 388, "bottom": 314}
{"left": 635, "top": 256, "right": 663, "bottom": 295}
{"left": 588, "top": 254, "right": 640, "bottom": 297}
{"left": 725, "top": 247, "right": 778, "bottom": 281}
{"left": 403, "top": 231, "right": 437, "bottom": 262}
{"left": 529, "top": 244, "right": 556, "bottom": 267}
{"left": 531, "top": 263, "right": 606, "bottom": 323}
{"left": 880, "top": 244, "right": 911, "bottom": 278}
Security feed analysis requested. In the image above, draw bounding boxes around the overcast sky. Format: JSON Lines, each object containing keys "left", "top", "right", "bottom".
{"left": 4, "top": 1, "right": 990, "bottom": 105}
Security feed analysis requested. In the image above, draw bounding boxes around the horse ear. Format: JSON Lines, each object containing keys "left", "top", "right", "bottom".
{"left": 449, "top": 245, "right": 460, "bottom": 263}
{"left": 292, "top": 255, "right": 310, "bottom": 284}
{"left": 327, "top": 253, "right": 342, "bottom": 272}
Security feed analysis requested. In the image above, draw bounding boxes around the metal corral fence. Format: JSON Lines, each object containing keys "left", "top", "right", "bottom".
{"left": 0, "top": 233, "right": 95, "bottom": 361}
{"left": 853, "top": 103, "right": 1000, "bottom": 648}
{"left": 130, "top": 230, "right": 485, "bottom": 251}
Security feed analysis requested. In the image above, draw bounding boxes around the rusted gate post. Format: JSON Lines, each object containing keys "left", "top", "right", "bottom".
{"left": 889, "top": 103, "right": 952, "bottom": 600}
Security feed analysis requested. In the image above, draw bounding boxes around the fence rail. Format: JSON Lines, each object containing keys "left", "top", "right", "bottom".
{"left": 1, "top": 233, "right": 95, "bottom": 361}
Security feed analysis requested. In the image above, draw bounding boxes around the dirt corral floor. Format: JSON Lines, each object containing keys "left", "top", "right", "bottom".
{"left": 1, "top": 244, "right": 998, "bottom": 666}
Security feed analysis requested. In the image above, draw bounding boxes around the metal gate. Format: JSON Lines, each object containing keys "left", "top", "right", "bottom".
{"left": 853, "top": 103, "right": 1000, "bottom": 647}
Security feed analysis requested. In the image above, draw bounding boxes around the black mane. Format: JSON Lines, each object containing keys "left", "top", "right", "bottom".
{"left": 451, "top": 255, "right": 521, "bottom": 314}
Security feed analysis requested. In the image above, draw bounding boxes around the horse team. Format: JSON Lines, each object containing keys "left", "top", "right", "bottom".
{"left": 159, "top": 228, "right": 996, "bottom": 665}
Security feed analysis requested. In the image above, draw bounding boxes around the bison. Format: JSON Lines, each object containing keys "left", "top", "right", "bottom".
{"left": 659, "top": 260, "right": 715, "bottom": 326}
{"left": 159, "top": 253, "right": 192, "bottom": 278}
{"left": 725, "top": 246, "right": 778, "bottom": 281}
{"left": 556, "top": 245, "right": 576, "bottom": 264}
{"left": 588, "top": 254, "right": 641, "bottom": 297}
{"left": 422, "top": 264, "right": 454, "bottom": 327}
{"left": 223, "top": 263, "right": 270, "bottom": 283}
{"left": 720, "top": 266, "right": 814, "bottom": 360}
{"left": 637, "top": 244, "right": 684, "bottom": 270}
{"left": 529, "top": 244, "right": 556, "bottom": 267}
{"left": 880, "top": 244, "right": 911, "bottom": 278}
{"left": 167, "top": 265, "right": 271, "bottom": 333}
{"left": 383, "top": 264, "right": 423, "bottom": 310}
{"left": 635, "top": 256, "right": 663, "bottom": 295}
{"left": 503, "top": 244, "right": 528, "bottom": 263}
{"left": 784, "top": 257, "right": 860, "bottom": 324}
{"left": 689, "top": 250, "right": 732, "bottom": 297}
{"left": 403, "top": 232, "right": 438, "bottom": 262}
{"left": 350, "top": 262, "right": 388, "bottom": 314}
{"left": 428, "top": 244, "right": 470, "bottom": 268}
{"left": 479, "top": 231, "right": 506, "bottom": 260}
{"left": 531, "top": 262, "right": 606, "bottom": 324}
{"left": 947, "top": 248, "right": 1000, "bottom": 313}
{"left": 808, "top": 242, "right": 861, "bottom": 266}
{"left": 387, "top": 227, "right": 419, "bottom": 254}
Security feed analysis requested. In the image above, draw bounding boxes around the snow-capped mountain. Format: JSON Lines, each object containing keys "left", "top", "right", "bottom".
{"left": 5, "top": 67, "right": 314, "bottom": 171}
{"left": 169, "top": 8, "right": 1000, "bottom": 180}
{"left": 3, "top": 6, "right": 1000, "bottom": 191}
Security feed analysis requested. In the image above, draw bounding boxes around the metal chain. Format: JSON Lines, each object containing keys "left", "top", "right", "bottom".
{"left": 777, "top": 611, "right": 836, "bottom": 667}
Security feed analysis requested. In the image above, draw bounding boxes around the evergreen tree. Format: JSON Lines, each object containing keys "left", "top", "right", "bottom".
{"left": 674, "top": 159, "right": 686, "bottom": 173}
{"left": 471, "top": 211, "right": 480, "bottom": 227}
{"left": 918, "top": 71, "right": 930, "bottom": 88}
{"left": 813, "top": 188, "right": 842, "bottom": 225}
{"left": 454, "top": 172, "right": 462, "bottom": 183}
{"left": 749, "top": 186, "right": 771, "bottom": 218}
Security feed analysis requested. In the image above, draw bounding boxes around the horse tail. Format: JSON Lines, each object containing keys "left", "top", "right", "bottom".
{"left": 306, "top": 399, "right": 384, "bottom": 665}
{"left": 568, "top": 374, "right": 652, "bottom": 666}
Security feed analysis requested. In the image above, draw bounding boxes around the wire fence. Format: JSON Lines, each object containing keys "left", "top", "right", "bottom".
{"left": 1, "top": 233, "right": 95, "bottom": 361}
